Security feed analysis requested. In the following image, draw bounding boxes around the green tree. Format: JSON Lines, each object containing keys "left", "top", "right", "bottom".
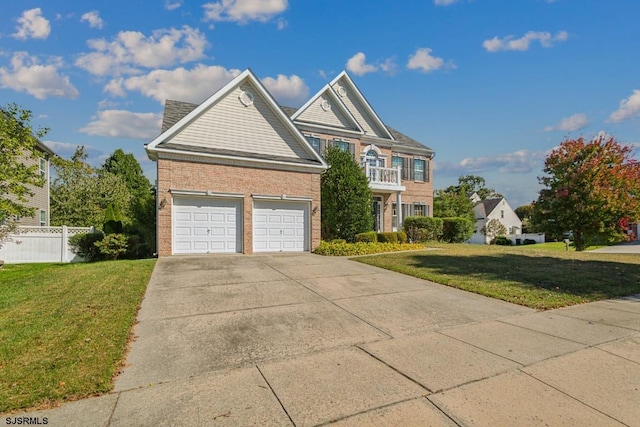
{"left": 321, "top": 146, "right": 373, "bottom": 241}
{"left": 453, "top": 175, "right": 502, "bottom": 200}
{"left": 0, "top": 104, "right": 48, "bottom": 223}
{"left": 482, "top": 218, "right": 507, "bottom": 241}
{"left": 103, "top": 149, "right": 155, "bottom": 254}
{"left": 50, "top": 147, "right": 131, "bottom": 228}
{"left": 433, "top": 189, "right": 475, "bottom": 222}
{"left": 533, "top": 135, "right": 640, "bottom": 251}
{"left": 514, "top": 203, "right": 539, "bottom": 233}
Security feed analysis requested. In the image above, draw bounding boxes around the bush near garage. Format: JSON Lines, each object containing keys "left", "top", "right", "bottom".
{"left": 355, "top": 231, "right": 378, "bottom": 243}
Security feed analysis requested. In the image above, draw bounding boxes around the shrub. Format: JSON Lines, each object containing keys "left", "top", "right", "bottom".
{"left": 523, "top": 238, "right": 537, "bottom": 245}
{"left": 94, "top": 233, "right": 128, "bottom": 260}
{"left": 396, "top": 231, "right": 408, "bottom": 244}
{"left": 330, "top": 239, "right": 346, "bottom": 244}
{"left": 69, "top": 231, "right": 105, "bottom": 262}
{"left": 403, "top": 216, "right": 443, "bottom": 242}
{"left": 377, "top": 232, "right": 398, "bottom": 243}
{"left": 125, "top": 234, "right": 151, "bottom": 259}
{"left": 313, "top": 240, "right": 425, "bottom": 256}
{"left": 441, "top": 217, "right": 474, "bottom": 243}
{"left": 493, "top": 236, "right": 513, "bottom": 246}
{"left": 355, "top": 231, "right": 377, "bottom": 243}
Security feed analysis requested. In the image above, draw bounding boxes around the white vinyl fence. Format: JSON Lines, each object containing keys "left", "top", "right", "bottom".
{"left": 0, "top": 226, "right": 93, "bottom": 264}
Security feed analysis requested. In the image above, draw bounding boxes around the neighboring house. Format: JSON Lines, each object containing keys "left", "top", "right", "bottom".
{"left": 10, "top": 140, "right": 54, "bottom": 227}
{"left": 146, "top": 69, "right": 435, "bottom": 256}
{"left": 468, "top": 194, "right": 522, "bottom": 244}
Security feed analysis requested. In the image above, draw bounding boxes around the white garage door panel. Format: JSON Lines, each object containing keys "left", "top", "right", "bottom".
{"left": 253, "top": 201, "right": 309, "bottom": 253}
{"left": 173, "top": 196, "right": 241, "bottom": 254}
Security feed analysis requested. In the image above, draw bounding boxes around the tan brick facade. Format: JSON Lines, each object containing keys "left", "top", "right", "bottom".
{"left": 300, "top": 130, "right": 434, "bottom": 232}
{"left": 156, "top": 158, "right": 321, "bottom": 256}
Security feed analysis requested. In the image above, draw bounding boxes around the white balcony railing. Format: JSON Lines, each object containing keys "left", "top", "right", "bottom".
{"left": 363, "top": 164, "right": 402, "bottom": 188}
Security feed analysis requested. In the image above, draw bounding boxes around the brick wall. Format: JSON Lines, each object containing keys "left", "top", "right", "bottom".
{"left": 157, "top": 158, "right": 321, "bottom": 256}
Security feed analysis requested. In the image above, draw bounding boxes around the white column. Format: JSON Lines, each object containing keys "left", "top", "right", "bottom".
{"left": 396, "top": 191, "right": 403, "bottom": 230}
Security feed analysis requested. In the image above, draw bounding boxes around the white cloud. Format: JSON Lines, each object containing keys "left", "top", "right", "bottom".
{"left": 346, "top": 52, "right": 378, "bottom": 76}
{"left": 165, "top": 0, "right": 183, "bottom": 10}
{"left": 261, "top": 74, "right": 309, "bottom": 105}
{"left": 345, "top": 52, "right": 397, "bottom": 76}
{"left": 434, "top": 0, "right": 460, "bottom": 5}
{"left": 80, "top": 11, "right": 104, "bottom": 29}
{"left": 75, "top": 26, "right": 208, "bottom": 76}
{"left": 79, "top": 110, "right": 162, "bottom": 140}
{"left": 104, "top": 65, "right": 308, "bottom": 106}
{"left": 276, "top": 18, "right": 288, "bottom": 30}
{"left": 104, "top": 65, "right": 242, "bottom": 103}
{"left": 483, "top": 31, "right": 568, "bottom": 52}
{"left": 0, "top": 52, "right": 79, "bottom": 100}
{"left": 203, "top": 0, "right": 288, "bottom": 23}
{"left": 544, "top": 113, "right": 589, "bottom": 132}
{"left": 407, "top": 48, "right": 455, "bottom": 73}
{"left": 13, "top": 8, "right": 51, "bottom": 40}
{"left": 609, "top": 90, "right": 640, "bottom": 123}
{"left": 436, "top": 149, "right": 546, "bottom": 176}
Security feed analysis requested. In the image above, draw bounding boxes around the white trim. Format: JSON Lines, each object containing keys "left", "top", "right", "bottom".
{"left": 252, "top": 194, "right": 313, "bottom": 202}
{"left": 170, "top": 189, "right": 244, "bottom": 198}
{"left": 361, "top": 144, "right": 383, "bottom": 156}
{"left": 291, "top": 84, "right": 364, "bottom": 133}
{"left": 146, "top": 68, "right": 327, "bottom": 169}
{"left": 152, "top": 148, "right": 326, "bottom": 172}
{"left": 329, "top": 71, "right": 395, "bottom": 140}
{"left": 294, "top": 121, "right": 364, "bottom": 136}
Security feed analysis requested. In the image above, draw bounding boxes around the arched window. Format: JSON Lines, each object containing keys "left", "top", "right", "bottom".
{"left": 365, "top": 149, "right": 385, "bottom": 167}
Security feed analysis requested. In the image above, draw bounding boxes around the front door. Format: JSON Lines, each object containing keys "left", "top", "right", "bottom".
{"left": 372, "top": 196, "right": 383, "bottom": 232}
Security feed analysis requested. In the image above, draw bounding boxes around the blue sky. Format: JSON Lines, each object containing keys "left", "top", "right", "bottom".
{"left": 1, "top": 0, "right": 639, "bottom": 208}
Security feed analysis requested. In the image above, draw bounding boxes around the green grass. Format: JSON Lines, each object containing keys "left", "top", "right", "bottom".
{"left": 0, "top": 259, "right": 155, "bottom": 413}
{"left": 354, "top": 243, "right": 640, "bottom": 310}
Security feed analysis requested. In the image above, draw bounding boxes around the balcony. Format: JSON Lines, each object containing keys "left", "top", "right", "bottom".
{"left": 363, "top": 164, "right": 406, "bottom": 193}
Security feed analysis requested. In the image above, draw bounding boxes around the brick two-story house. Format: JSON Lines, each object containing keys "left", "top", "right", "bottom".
{"left": 146, "top": 69, "right": 434, "bottom": 256}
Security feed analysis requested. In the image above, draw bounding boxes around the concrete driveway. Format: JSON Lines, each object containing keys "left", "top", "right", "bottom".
{"left": 20, "top": 254, "right": 640, "bottom": 426}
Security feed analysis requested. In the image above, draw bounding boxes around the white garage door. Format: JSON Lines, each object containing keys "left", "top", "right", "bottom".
{"left": 253, "top": 201, "right": 309, "bottom": 252}
{"left": 173, "top": 196, "right": 241, "bottom": 254}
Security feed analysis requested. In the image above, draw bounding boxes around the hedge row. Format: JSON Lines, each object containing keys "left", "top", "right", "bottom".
{"left": 402, "top": 216, "right": 473, "bottom": 243}
{"left": 313, "top": 241, "right": 425, "bottom": 256}
{"left": 354, "top": 231, "right": 408, "bottom": 244}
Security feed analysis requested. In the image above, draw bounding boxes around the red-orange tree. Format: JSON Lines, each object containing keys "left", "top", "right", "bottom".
{"left": 533, "top": 135, "right": 640, "bottom": 251}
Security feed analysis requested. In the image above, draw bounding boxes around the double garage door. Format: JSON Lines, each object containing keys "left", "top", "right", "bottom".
{"left": 172, "top": 196, "right": 308, "bottom": 254}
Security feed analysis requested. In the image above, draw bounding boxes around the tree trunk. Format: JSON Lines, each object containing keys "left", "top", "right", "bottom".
{"left": 574, "top": 230, "right": 584, "bottom": 251}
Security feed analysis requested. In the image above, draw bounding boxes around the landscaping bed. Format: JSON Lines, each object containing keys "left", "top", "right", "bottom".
{"left": 0, "top": 259, "right": 155, "bottom": 413}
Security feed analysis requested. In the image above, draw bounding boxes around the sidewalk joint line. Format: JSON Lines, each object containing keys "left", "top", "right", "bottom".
{"left": 255, "top": 365, "right": 296, "bottom": 427}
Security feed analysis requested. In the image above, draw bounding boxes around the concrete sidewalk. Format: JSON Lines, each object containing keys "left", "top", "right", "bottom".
{"left": 8, "top": 255, "right": 640, "bottom": 426}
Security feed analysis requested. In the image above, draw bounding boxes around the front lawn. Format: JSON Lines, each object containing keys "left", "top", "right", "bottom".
{"left": 0, "top": 259, "right": 155, "bottom": 413}
{"left": 354, "top": 243, "right": 640, "bottom": 309}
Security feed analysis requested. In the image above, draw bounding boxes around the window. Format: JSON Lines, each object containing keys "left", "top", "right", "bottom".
{"left": 39, "top": 158, "right": 46, "bottom": 178}
{"left": 392, "top": 156, "right": 403, "bottom": 175}
{"left": 414, "top": 159, "right": 426, "bottom": 182}
{"left": 501, "top": 210, "right": 504, "bottom": 219}
{"left": 392, "top": 203, "right": 398, "bottom": 229}
{"left": 40, "top": 210, "right": 46, "bottom": 226}
{"left": 305, "top": 135, "right": 320, "bottom": 153}
{"left": 413, "top": 203, "right": 427, "bottom": 216}
{"left": 334, "top": 140, "right": 351, "bottom": 152}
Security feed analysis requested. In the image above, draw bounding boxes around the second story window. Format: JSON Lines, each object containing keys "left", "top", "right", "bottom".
{"left": 305, "top": 135, "right": 320, "bottom": 153}
{"left": 392, "top": 155, "right": 402, "bottom": 172}
{"left": 414, "top": 159, "right": 426, "bottom": 182}
{"left": 39, "top": 158, "right": 46, "bottom": 178}
{"left": 334, "top": 140, "right": 351, "bottom": 152}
